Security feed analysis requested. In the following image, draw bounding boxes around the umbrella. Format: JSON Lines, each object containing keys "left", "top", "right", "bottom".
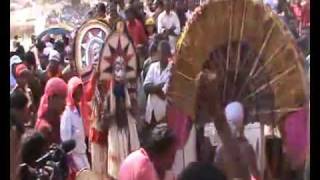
{"left": 37, "top": 25, "right": 72, "bottom": 41}
{"left": 169, "top": 0, "right": 308, "bottom": 125}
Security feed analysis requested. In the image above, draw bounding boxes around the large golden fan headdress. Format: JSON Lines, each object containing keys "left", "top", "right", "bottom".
{"left": 169, "top": 0, "right": 308, "bottom": 125}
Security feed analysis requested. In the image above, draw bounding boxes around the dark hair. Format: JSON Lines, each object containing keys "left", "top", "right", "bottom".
{"left": 143, "top": 123, "right": 176, "bottom": 155}
{"left": 178, "top": 162, "right": 227, "bottom": 180}
{"left": 63, "top": 35, "right": 69, "bottom": 46}
{"left": 10, "top": 51, "right": 17, "bottom": 58}
{"left": 149, "top": 41, "right": 158, "bottom": 55}
{"left": 10, "top": 90, "right": 29, "bottom": 110}
{"left": 20, "top": 131, "right": 46, "bottom": 164}
{"left": 24, "top": 51, "right": 36, "bottom": 67}
{"left": 49, "top": 37, "right": 55, "bottom": 44}
{"left": 125, "top": 5, "right": 135, "bottom": 15}
{"left": 155, "top": 0, "right": 164, "bottom": 7}
{"left": 158, "top": 40, "right": 171, "bottom": 55}
{"left": 31, "top": 35, "right": 36, "bottom": 44}
{"left": 97, "top": 2, "right": 106, "bottom": 14}
{"left": 15, "top": 45, "right": 25, "bottom": 60}
{"left": 163, "top": 0, "right": 172, "bottom": 6}
{"left": 54, "top": 40, "right": 65, "bottom": 55}
{"left": 36, "top": 41, "right": 46, "bottom": 52}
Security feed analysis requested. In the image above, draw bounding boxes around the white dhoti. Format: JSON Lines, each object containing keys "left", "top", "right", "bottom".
{"left": 91, "top": 143, "right": 107, "bottom": 177}
{"left": 171, "top": 125, "right": 197, "bottom": 176}
{"left": 107, "top": 113, "right": 140, "bottom": 179}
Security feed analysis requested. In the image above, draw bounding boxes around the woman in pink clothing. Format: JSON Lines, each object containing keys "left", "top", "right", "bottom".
{"left": 119, "top": 123, "right": 177, "bottom": 180}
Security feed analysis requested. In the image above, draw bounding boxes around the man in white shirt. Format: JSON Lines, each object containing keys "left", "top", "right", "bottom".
{"left": 157, "top": 0, "right": 181, "bottom": 54}
{"left": 144, "top": 40, "right": 172, "bottom": 124}
{"left": 61, "top": 77, "right": 90, "bottom": 172}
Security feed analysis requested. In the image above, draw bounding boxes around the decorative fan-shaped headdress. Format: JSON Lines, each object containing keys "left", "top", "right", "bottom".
{"left": 98, "top": 30, "right": 137, "bottom": 81}
{"left": 74, "top": 19, "right": 111, "bottom": 80}
{"left": 169, "top": 0, "right": 308, "bottom": 125}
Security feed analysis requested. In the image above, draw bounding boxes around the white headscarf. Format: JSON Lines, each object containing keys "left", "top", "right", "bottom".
{"left": 10, "top": 55, "right": 22, "bottom": 90}
{"left": 225, "top": 101, "right": 244, "bottom": 136}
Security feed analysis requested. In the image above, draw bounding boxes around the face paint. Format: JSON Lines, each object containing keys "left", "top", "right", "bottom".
{"left": 113, "top": 57, "right": 126, "bottom": 82}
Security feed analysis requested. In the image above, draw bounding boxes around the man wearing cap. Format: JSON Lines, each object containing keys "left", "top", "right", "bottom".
{"left": 145, "top": 17, "right": 157, "bottom": 44}
{"left": 47, "top": 49, "right": 63, "bottom": 78}
{"left": 36, "top": 49, "right": 63, "bottom": 94}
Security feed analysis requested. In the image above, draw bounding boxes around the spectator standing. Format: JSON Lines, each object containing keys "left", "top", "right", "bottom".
{"left": 61, "top": 77, "right": 90, "bottom": 176}
{"left": 35, "top": 78, "right": 67, "bottom": 146}
{"left": 157, "top": 0, "right": 181, "bottom": 54}
{"left": 144, "top": 40, "right": 172, "bottom": 125}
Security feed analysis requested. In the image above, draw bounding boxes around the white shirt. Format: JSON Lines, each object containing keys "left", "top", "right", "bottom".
{"left": 157, "top": 11, "right": 181, "bottom": 54}
{"left": 143, "top": 62, "right": 172, "bottom": 123}
{"left": 264, "top": 0, "right": 278, "bottom": 12}
{"left": 10, "top": 55, "right": 22, "bottom": 90}
{"left": 60, "top": 106, "right": 87, "bottom": 154}
{"left": 185, "top": 10, "right": 193, "bottom": 21}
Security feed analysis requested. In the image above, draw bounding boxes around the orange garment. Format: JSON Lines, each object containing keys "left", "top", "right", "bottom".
{"left": 85, "top": 73, "right": 111, "bottom": 145}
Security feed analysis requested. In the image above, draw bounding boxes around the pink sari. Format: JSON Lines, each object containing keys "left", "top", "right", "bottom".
{"left": 283, "top": 108, "right": 308, "bottom": 169}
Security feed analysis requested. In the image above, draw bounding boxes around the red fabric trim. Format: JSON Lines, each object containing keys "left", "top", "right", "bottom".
{"left": 89, "top": 128, "right": 106, "bottom": 145}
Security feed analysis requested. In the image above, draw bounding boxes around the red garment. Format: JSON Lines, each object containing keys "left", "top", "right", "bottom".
{"left": 35, "top": 117, "right": 61, "bottom": 145}
{"left": 89, "top": 128, "right": 107, "bottom": 145}
{"left": 126, "top": 19, "right": 147, "bottom": 47}
{"left": 301, "top": 1, "right": 310, "bottom": 27}
{"left": 37, "top": 77, "right": 67, "bottom": 118}
{"left": 167, "top": 105, "right": 192, "bottom": 149}
{"left": 81, "top": 73, "right": 102, "bottom": 137}
{"left": 15, "top": 64, "right": 28, "bottom": 77}
{"left": 291, "top": 4, "right": 303, "bottom": 21}
{"left": 35, "top": 77, "right": 67, "bottom": 144}
{"left": 86, "top": 76, "right": 111, "bottom": 145}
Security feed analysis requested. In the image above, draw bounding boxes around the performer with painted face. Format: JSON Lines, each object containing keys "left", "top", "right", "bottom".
{"left": 98, "top": 27, "right": 140, "bottom": 179}
{"left": 106, "top": 55, "right": 140, "bottom": 179}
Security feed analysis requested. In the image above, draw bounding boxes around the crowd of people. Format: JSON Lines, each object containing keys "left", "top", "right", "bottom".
{"left": 10, "top": 0, "right": 309, "bottom": 180}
